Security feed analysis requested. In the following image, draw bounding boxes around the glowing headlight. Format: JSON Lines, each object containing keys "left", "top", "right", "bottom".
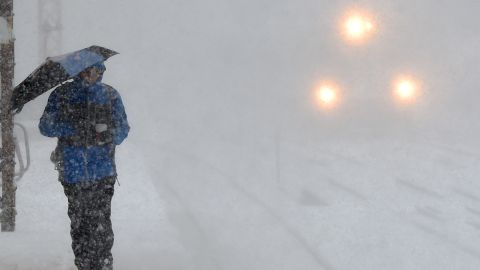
{"left": 341, "top": 10, "right": 376, "bottom": 44}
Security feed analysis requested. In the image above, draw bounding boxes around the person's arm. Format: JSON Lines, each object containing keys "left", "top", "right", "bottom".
{"left": 39, "top": 89, "right": 76, "bottom": 138}
{"left": 110, "top": 90, "right": 130, "bottom": 145}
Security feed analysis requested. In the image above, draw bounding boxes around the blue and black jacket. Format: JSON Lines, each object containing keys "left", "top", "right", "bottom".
{"left": 39, "top": 77, "right": 130, "bottom": 184}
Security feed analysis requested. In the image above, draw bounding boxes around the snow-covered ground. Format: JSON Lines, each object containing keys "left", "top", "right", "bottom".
{"left": 0, "top": 122, "right": 191, "bottom": 270}
{"left": 3, "top": 122, "right": 480, "bottom": 270}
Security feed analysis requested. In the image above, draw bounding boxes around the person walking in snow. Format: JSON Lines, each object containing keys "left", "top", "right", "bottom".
{"left": 39, "top": 61, "right": 130, "bottom": 270}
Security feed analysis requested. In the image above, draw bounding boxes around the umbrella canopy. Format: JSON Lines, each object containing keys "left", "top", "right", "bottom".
{"left": 12, "top": 45, "right": 118, "bottom": 112}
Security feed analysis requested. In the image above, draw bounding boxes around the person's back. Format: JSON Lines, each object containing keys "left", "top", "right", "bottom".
{"left": 39, "top": 62, "right": 129, "bottom": 270}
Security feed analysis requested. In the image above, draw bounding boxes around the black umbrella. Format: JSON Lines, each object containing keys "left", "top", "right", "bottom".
{"left": 12, "top": 45, "right": 118, "bottom": 112}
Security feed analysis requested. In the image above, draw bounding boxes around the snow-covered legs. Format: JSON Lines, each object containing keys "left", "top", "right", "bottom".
{"left": 63, "top": 176, "right": 116, "bottom": 270}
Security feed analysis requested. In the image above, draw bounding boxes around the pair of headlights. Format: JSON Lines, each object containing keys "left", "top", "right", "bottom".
{"left": 315, "top": 77, "right": 420, "bottom": 109}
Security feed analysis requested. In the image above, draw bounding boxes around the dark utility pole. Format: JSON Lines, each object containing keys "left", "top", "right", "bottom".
{"left": 0, "top": 0, "right": 16, "bottom": 232}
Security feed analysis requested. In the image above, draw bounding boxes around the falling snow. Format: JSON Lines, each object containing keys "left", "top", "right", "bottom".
{"left": 2, "top": 1, "right": 480, "bottom": 270}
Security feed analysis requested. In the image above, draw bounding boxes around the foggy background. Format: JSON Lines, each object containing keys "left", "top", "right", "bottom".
{"left": 16, "top": 0, "right": 480, "bottom": 143}
{"left": 3, "top": 0, "right": 480, "bottom": 269}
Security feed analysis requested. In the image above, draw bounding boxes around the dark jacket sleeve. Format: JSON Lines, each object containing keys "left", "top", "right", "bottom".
{"left": 39, "top": 89, "right": 76, "bottom": 138}
{"left": 110, "top": 89, "right": 130, "bottom": 145}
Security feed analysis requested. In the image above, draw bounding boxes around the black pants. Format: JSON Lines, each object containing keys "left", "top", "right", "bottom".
{"left": 62, "top": 176, "right": 116, "bottom": 270}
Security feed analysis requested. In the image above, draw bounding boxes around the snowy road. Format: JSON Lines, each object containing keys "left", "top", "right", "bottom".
{"left": 138, "top": 128, "right": 480, "bottom": 270}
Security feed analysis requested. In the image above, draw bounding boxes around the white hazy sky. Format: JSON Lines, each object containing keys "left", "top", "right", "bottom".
{"left": 12, "top": 0, "right": 480, "bottom": 144}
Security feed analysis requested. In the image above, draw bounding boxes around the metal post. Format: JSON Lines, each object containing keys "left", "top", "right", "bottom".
{"left": 0, "top": 0, "right": 16, "bottom": 232}
{"left": 39, "top": 0, "right": 62, "bottom": 59}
